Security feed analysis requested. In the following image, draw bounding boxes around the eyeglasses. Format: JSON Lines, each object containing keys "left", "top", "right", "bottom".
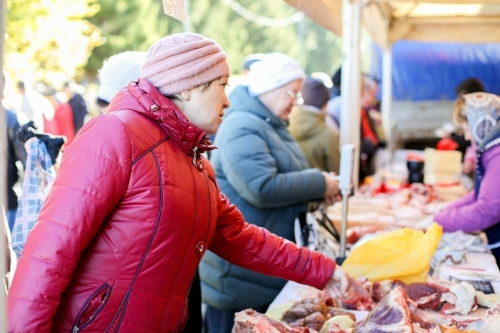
{"left": 284, "top": 89, "right": 303, "bottom": 104}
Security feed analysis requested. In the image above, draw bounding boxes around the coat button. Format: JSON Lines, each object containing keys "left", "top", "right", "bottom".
{"left": 195, "top": 241, "right": 205, "bottom": 254}
{"left": 150, "top": 104, "right": 159, "bottom": 112}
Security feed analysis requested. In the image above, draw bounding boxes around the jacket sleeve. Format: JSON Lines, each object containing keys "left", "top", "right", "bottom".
{"left": 434, "top": 149, "right": 500, "bottom": 233}
{"left": 7, "top": 114, "right": 132, "bottom": 333}
{"left": 208, "top": 192, "right": 336, "bottom": 290}
{"left": 218, "top": 117, "right": 326, "bottom": 209}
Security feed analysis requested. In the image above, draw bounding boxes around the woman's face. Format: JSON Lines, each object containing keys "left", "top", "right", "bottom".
{"left": 259, "top": 79, "right": 303, "bottom": 121}
{"left": 179, "top": 76, "right": 230, "bottom": 135}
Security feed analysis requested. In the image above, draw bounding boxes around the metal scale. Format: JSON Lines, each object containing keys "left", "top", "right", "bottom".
{"left": 335, "top": 144, "right": 355, "bottom": 266}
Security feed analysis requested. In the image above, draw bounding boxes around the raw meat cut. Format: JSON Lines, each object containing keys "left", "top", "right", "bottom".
{"left": 356, "top": 286, "right": 413, "bottom": 333}
{"left": 233, "top": 309, "right": 317, "bottom": 333}
{"left": 340, "top": 277, "right": 374, "bottom": 311}
{"left": 426, "top": 278, "right": 477, "bottom": 315}
{"left": 440, "top": 282, "right": 477, "bottom": 315}
{"left": 372, "top": 280, "right": 395, "bottom": 302}
{"left": 412, "top": 323, "right": 441, "bottom": 333}
{"left": 410, "top": 313, "right": 437, "bottom": 330}
{"left": 449, "top": 313, "right": 500, "bottom": 333}
{"left": 443, "top": 303, "right": 500, "bottom": 333}
{"left": 404, "top": 283, "right": 441, "bottom": 310}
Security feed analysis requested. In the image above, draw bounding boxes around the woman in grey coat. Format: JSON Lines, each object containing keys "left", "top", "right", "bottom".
{"left": 200, "top": 53, "right": 340, "bottom": 333}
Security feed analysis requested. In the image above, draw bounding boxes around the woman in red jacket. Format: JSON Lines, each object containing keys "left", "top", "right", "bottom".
{"left": 7, "top": 33, "right": 349, "bottom": 333}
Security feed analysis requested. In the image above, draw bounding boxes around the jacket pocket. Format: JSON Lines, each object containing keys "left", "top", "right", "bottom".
{"left": 72, "top": 278, "right": 114, "bottom": 332}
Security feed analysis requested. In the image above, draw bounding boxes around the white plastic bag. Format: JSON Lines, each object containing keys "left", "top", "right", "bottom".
{"left": 294, "top": 209, "right": 340, "bottom": 260}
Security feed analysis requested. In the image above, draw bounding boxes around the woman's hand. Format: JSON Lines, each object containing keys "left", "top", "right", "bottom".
{"left": 323, "top": 172, "right": 340, "bottom": 205}
{"left": 325, "top": 266, "right": 350, "bottom": 300}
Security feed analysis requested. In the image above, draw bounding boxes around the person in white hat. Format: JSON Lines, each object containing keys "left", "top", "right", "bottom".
{"left": 96, "top": 51, "right": 146, "bottom": 112}
{"left": 200, "top": 52, "right": 341, "bottom": 333}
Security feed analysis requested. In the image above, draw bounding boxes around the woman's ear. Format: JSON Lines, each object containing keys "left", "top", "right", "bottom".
{"left": 180, "top": 90, "right": 191, "bottom": 102}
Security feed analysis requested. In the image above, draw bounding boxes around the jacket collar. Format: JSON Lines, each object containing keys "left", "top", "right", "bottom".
{"left": 108, "top": 79, "right": 216, "bottom": 158}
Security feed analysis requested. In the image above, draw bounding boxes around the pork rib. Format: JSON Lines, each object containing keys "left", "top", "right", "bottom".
{"left": 357, "top": 286, "right": 413, "bottom": 333}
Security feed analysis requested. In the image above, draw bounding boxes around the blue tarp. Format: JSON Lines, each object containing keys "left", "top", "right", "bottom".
{"left": 372, "top": 41, "right": 500, "bottom": 101}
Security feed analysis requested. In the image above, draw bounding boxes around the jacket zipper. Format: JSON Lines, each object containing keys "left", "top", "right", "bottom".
{"left": 192, "top": 147, "right": 198, "bottom": 167}
{"left": 104, "top": 151, "right": 164, "bottom": 332}
{"left": 72, "top": 281, "right": 113, "bottom": 332}
{"left": 201, "top": 172, "right": 213, "bottom": 242}
{"left": 173, "top": 149, "right": 210, "bottom": 331}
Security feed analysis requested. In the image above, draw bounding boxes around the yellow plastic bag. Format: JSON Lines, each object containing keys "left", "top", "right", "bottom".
{"left": 342, "top": 223, "right": 443, "bottom": 284}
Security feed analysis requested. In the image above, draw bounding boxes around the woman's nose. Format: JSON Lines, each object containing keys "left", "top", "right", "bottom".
{"left": 223, "top": 94, "right": 230, "bottom": 109}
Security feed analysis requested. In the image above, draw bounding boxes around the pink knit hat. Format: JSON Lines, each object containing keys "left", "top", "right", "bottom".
{"left": 140, "top": 33, "right": 230, "bottom": 96}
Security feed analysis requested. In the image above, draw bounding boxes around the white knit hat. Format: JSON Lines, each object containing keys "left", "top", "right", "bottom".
{"left": 97, "top": 51, "right": 146, "bottom": 103}
{"left": 247, "top": 52, "right": 306, "bottom": 97}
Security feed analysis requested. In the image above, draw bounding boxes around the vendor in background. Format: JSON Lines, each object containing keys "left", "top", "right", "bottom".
{"left": 359, "top": 77, "right": 382, "bottom": 181}
{"left": 454, "top": 78, "right": 487, "bottom": 176}
{"left": 7, "top": 34, "right": 350, "bottom": 333}
{"left": 432, "top": 92, "right": 500, "bottom": 267}
{"left": 200, "top": 52, "right": 341, "bottom": 333}
{"left": 288, "top": 76, "right": 340, "bottom": 173}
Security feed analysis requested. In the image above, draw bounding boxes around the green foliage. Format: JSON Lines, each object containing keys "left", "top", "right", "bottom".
{"left": 85, "top": 0, "right": 183, "bottom": 78}
{"left": 6, "top": 0, "right": 101, "bottom": 87}
{"left": 85, "top": 0, "right": 343, "bottom": 79}
{"left": 6, "top": 0, "right": 47, "bottom": 54}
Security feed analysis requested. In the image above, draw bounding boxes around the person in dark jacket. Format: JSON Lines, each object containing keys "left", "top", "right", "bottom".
{"left": 63, "top": 81, "right": 88, "bottom": 133}
{"left": 288, "top": 76, "right": 340, "bottom": 173}
{"left": 6, "top": 109, "right": 27, "bottom": 232}
{"left": 200, "top": 53, "right": 341, "bottom": 333}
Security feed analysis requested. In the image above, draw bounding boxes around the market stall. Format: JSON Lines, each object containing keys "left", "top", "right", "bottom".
{"left": 233, "top": 230, "right": 500, "bottom": 332}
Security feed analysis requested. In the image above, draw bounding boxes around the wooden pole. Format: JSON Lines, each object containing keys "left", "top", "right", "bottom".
{"left": 340, "top": 0, "right": 361, "bottom": 189}
{"left": 0, "top": 0, "right": 8, "bottom": 327}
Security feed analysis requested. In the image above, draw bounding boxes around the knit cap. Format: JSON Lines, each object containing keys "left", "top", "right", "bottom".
{"left": 301, "top": 76, "right": 330, "bottom": 109}
{"left": 242, "top": 53, "right": 265, "bottom": 71}
{"left": 247, "top": 52, "right": 305, "bottom": 97}
{"left": 97, "top": 51, "right": 146, "bottom": 103}
{"left": 140, "top": 33, "right": 230, "bottom": 96}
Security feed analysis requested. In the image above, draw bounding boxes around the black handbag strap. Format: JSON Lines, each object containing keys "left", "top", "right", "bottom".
{"left": 297, "top": 212, "right": 309, "bottom": 247}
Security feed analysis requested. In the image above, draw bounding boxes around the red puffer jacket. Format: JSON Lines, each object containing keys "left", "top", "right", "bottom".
{"left": 7, "top": 79, "right": 336, "bottom": 333}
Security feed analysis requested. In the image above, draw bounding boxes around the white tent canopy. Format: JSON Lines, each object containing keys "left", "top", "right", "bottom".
{"left": 284, "top": 0, "right": 343, "bottom": 36}
{"left": 363, "top": 1, "right": 500, "bottom": 49}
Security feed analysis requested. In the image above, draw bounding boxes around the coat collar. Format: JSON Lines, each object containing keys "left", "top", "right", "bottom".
{"left": 109, "top": 79, "right": 216, "bottom": 159}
